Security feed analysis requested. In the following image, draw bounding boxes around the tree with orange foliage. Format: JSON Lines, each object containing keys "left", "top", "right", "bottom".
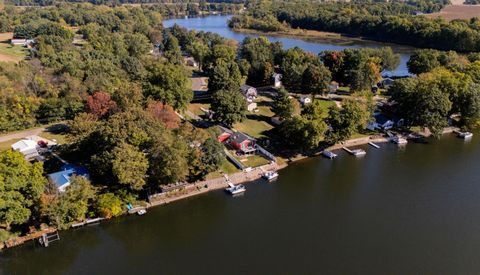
{"left": 147, "top": 101, "right": 181, "bottom": 129}
{"left": 85, "top": 91, "right": 118, "bottom": 119}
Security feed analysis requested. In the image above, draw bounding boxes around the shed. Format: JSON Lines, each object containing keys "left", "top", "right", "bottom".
{"left": 11, "top": 139, "right": 39, "bottom": 160}
{"left": 272, "top": 73, "right": 282, "bottom": 88}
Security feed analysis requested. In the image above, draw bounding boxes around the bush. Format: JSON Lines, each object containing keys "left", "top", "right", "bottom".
{"left": 95, "top": 193, "right": 124, "bottom": 219}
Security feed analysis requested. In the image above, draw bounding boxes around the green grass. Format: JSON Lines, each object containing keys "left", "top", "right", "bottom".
{"left": 0, "top": 42, "right": 28, "bottom": 62}
{"left": 234, "top": 118, "right": 274, "bottom": 139}
{"left": 39, "top": 131, "right": 68, "bottom": 145}
{"left": 188, "top": 103, "right": 210, "bottom": 116}
{"left": 0, "top": 139, "right": 20, "bottom": 152}
{"left": 236, "top": 154, "right": 270, "bottom": 168}
{"left": 315, "top": 99, "right": 336, "bottom": 117}
{"left": 206, "top": 158, "right": 240, "bottom": 179}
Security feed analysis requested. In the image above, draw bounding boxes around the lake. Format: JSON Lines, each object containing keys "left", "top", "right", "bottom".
{"left": 163, "top": 15, "right": 414, "bottom": 76}
{"left": 2, "top": 134, "right": 480, "bottom": 274}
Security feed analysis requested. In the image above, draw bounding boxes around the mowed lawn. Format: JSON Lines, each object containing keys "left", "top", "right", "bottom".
{"left": 0, "top": 33, "right": 29, "bottom": 62}
{"left": 233, "top": 96, "right": 276, "bottom": 138}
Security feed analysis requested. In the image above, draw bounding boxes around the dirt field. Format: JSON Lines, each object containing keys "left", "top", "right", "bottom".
{"left": 425, "top": 4, "right": 480, "bottom": 21}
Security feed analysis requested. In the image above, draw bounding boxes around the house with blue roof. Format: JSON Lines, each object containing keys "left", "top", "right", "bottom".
{"left": 47, "top": 164, "right": 89, "bottom": 192}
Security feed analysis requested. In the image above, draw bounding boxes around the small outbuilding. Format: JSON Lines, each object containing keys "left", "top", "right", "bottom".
{"left": 272, "top": 73, "right": 282, "bottom": 88}
{"left": 299, "top": 96, "right": 312, "bottom": 106}
{"left": 11, "top": 139, "right": 39, "bottom": 160}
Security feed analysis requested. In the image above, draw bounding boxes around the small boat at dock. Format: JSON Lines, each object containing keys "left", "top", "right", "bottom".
{"left": 457, "top": 131, "right": 473, "bottom": 139}
{"left": 262, "top": 171, "right": 279, "bottom": 181}
{"left": 322, "top": 150, "right": 337, "bottom": 159}
{"left": 226, "top": 184, "right": 246, "bottom": 195}
{"left": 137, "top": 209, "right": 147, "bottom": 216}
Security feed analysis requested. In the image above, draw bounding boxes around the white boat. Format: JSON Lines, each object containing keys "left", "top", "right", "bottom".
{"left": 322, "top": 150, "right": 337, "bottom": 159}
{"left": 458, "top": 131, "right": 473, "bottom": 139}
{"left": 137, "top": 209, "right": 147, "bottom": 216}
{"left": 262, "top": 171, "right": 279, "bottom": 181}
{"left": 226, "top": 184, "right": 246, "bottom": 195}
{"left": 351, "top": 149, "right": 366, "bottom": 156}
{"left": 391, "top": 136, "right": 408, "bottom": 145}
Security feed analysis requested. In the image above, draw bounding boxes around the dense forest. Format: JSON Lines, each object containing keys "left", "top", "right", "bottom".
{"left": 229, "top": 0, "right": 480, "bottom": 52}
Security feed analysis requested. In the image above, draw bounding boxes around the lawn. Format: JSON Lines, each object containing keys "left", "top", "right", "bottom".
{"left": 187, "top": 103, "right": 210, "bottom": 117}
{"left": 0, "top": 33, "right": 28, "bottom": 62}
{"left": 236, "top": 154, "right": 270, "bottom": 168}
{"left": 206, "top": 158, "right": 240, "bottom": 179}
{"left": 315, "top": 99, "right": 336, "bottom": 116}
{"left": 39, "top": 131, "right": 68, "bottom": 145}
{"left": 0, "top": 138, "right": 20, "bottom": 152}
{"left": 234, "top": 117, "right": 274, "bottom": 139}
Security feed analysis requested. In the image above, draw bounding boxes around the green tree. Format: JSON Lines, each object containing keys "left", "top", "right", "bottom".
{"left": 186, "top": 41, "right": 210, "bottom": 70}
{"left": 148, "top": 132, "right": 189, "bottom": 186}
{"left": 407, "top": 49, "right": 441, "bottom": 75}
{"left": 0, "top": 150, "right": 46, "bottom": 230}
{"left": 201, "top": 137, "right": 225, "bottom": 173}
{"left": 325, "top": 100, "right": 371, "bottom": 143}
{"left": 95, "top": 193, "right": 123, "bottom": 219}
{"left": 111, "top": 143, "right": 149, "bottom": 191}
{"left": 163, "top": 32, "right": 182, "bottom": 65}
{"left": 272, "top": 88, "right": 297, "bottom": 119}
{"left": 208, "top": 59, "right": 242, "bottom": 92}
{"left": 279, "top": 116, "right": 327, "bottom": 150}
{"left": 210, "top": 90, "right": 246, "bottom": 126}
{"left": 302, "top": 63, "right": 332, "bottom": 96}
{"left": 46, "top": 176, "right": 96, "bottom": 229}
{"left": 145, "top": 63, "right": 192, "bottom": 110}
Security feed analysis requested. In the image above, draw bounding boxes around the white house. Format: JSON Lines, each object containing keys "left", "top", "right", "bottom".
{"left": 11, "top": 139, "right": 39, "bottom": 160}
{"left": 240, "top": 85, "right": 258, "bottom": 99}
{"left": 299, "top": 96, "right": 312, "bottom": 106}
{"left": 272, "top": 73, "right": 282, "bottom": 88}
{"left": 10, "top": 38, "right": 35, "bottom": 47}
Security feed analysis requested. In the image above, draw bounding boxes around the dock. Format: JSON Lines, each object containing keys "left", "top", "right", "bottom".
{"left": 38, "top": 231, "right": 60, "bottom": 247}
{"left": 368, "top": 142, "right": 380, "bottom": 148}
{"left": 72, "top": 217, "right": 105, "bottom": 228}
{"left": 343, "top": 147, "right": 366, "bottom": 156}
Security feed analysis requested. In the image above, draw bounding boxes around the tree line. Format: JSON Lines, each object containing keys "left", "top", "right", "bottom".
{"left": 229, "top": 0, "right": 480, "bottom": 52}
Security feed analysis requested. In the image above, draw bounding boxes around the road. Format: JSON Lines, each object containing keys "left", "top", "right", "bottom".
{"left": 0, "top": 127, "right": 46, "bottom": 143}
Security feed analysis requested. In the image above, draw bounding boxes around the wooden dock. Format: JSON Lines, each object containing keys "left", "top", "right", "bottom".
{"left": 72, "top": 217, "right": 105, "bottom": 228}
{"left": 368, "top": 142, "right": 380, "bottom": 148}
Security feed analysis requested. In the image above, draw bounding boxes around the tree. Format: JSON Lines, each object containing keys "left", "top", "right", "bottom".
{"left": 407, "top": 49, "right": 441, "bottom": 75}
{"left": 163, "top": 32, "right": 182, "bottom": 65}
{"left": 145, "top": 63, "right": 192, "bottom": 110}
{"left": 46, "top": 176, "right": 96, "bottom": 229}
{"left": 111, "top": 143, "right": 149, "bottom": 191}
{"left": 0, "top": 150, "right": 46, "bottom": 230}
{"left": 325, "top": 100, "right": 371, "bottom": 143}
{"left": 279, "top": 116, "right": 327, "bottom": 150}
{"left": 148, "top": 132, "right": 189, "bottom": 186}
{"left": 186, "top": 41, "right": 210, "bottom": 70}
{"left": 147, "top": 101, "right": 180, "bottom": 129}
{"left": 86, "top": 91, "right": 118, "bottom": 119}
{"left": 272, "top": 87, "right": 298, "bottom": 119}
{"left": 207, "top": 59, "right": 242, "bottom": 92}
{"left": 210, "top": 90, "right": 246, "bottom": 126}
{"left": 201, "top": 137, "right": 225, "bottom": 173}
{"left": 302, "top": 63, "right": 332, "bottom": 96}
{"left": 95, "top": 193, "right": 123, "bottom": 219}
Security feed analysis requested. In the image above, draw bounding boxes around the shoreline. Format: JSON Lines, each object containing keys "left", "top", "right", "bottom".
{"left": 1, "top": 128, "right": 459, "bottom": 251}
{"left": 231, "top": 27, "right": 416, "bottom": 52}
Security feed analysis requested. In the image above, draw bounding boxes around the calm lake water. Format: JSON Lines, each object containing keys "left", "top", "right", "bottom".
{"left": 163, "top": 15, "right": 414, "bottom": 76}
{"left": 2, "top": 134, "right": 480, "bottom": 274}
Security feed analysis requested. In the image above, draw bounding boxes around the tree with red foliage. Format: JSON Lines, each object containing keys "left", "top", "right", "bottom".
{"left": 147, "top": 101, "right": 180, "bottom": 129}
{"left": 86, "top": 92, "right": 118, "bottom": 119}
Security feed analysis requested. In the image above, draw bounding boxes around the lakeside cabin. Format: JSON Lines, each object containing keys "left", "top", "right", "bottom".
{"left": 229, "top": 132, "right": 256, "bottom": 155}
{"left": 48, "top": 164, "right": 90, "bottom": 192}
